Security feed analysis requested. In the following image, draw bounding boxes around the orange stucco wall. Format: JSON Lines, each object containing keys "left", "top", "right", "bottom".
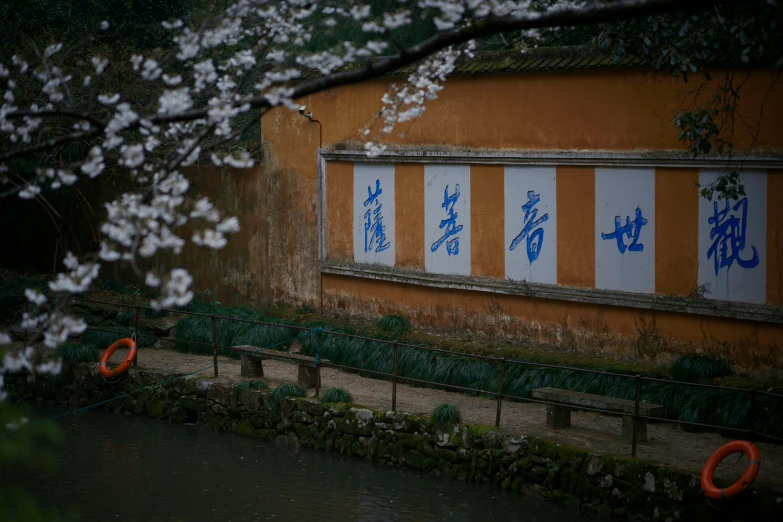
{"left": 556, "top": 166, "right": 595, "bottom": 288}
{"left": 395, "top": 163, "right": 425, "bottom": 270}
{"left": 259, "top": 68, "right": 783, "bottom": 364}
{"left": 471, "top": 165, "right": 505, "bottom": 279}
{"left": 654, "top": 168, "right": 699, "bottom": 296}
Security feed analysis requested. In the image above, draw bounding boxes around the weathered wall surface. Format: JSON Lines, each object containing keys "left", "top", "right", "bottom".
{"left": 256, "top": 69, "right": 783, "bottom": 365}
{"left": 15, "top": 365, "right": 783, "bottom": 522}
{"left": 172, "top": 163, "right": 267, "bottom": 304}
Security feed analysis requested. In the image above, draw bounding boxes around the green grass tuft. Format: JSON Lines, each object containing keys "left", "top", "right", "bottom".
{"left": 268, "top": 384, "right": 306, "bottom": 410}
{"left": 234, "top": 379, "right": 269, "bottom": 396}
{"left": 82, "top": 326, "right": 155, "bottom": 348}
{"left": 321, "top": 387, "right": 353, "bottom": 404}
{"left": 172, "top": 301, "right": 296, "bottom": 356}
{"left": 55, "top": 343, "right": 99, "bottom": 365}
{"left": 431, "top": 403, "right": 461, "bottom": 427}
{"left": 670, "top": 353, "right": 734, "bottom": 382}
{"left": 376, "top": 314, "right": 411, "bottom": 335}
{"left": 142, "top": 307, "right": 168, "bottom": 319}
{"left": 115, "top": 310, "right": 135, "bottom": 326}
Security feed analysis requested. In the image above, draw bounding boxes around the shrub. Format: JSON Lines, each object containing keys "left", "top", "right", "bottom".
{"left": 82, "top": 326, "right": 155, "bottom": 348}
{"left": 173, "top": 301, "right": 295, "bottom": 355}
{"left": 670, "top": 353, "right": 734, "bottom": 382}
{"left": 115, "top": 310, "right": 135, "bottom": 326}
{"left": 376, "top": 314, "right": 411, "bottom": 335}
{"left": 268, "top": 384, "right": 306, "bottom": 411}
{"left": 321, "top": 387, "right": 353, "bottom": 404}
{"left": 55, "top": 343, "right": 99, "bottom": 365}
{"left": 431, "top": 403, "right": 461, "bottom": 427}
{"left": 234, "top": 379, "right": 269, "bottom": 396}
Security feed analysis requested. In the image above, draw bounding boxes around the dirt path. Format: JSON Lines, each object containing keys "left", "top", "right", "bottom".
{"left": 118, "top": 346, "right": 783, "bottom": 493}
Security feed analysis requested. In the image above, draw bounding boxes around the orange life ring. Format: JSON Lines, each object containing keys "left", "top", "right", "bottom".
{"left": 99, "top": 338, "right": 137, "bottom": 378}
{"left": 700, "top": 440, "right": 760, "bottom": 500}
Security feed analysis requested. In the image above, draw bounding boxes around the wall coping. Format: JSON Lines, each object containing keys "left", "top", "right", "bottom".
{"left": 320, "top": 148, "right": 783, "bottom": 169}
{"left": 320, "top": 261, "right": 783, "bottom": 324}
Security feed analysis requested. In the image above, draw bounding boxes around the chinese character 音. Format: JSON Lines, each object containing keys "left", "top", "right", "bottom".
{"left": 601, "top": 207, "right": 647, "bottom": 254}
{"left": 363, "top": 179, "right": 390, "bottom": 254}
{"left": 707, "top": 197, "right": 759, "bottom": 275}
{"left": 431, "top": 184, "right": 463, "bottom": 256}
{"left": 509, "top": 190, "right": 549, "bottom": 263}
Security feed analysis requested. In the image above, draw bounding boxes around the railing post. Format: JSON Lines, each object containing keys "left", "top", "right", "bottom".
{"left": 133, "top": 306, "right": 140, "bottom": 366}
{"left": 315, "top": 330, "right": 323, "bottom": 398}
{"left": 392, "top": 343, "right": 398, "bottom": 412}
{"left": 210, "top": 314, "right": 218, "bottom": 378}
{"left": 632, "top": 374, "right": 641, "bottom": 457}
{"left": 749, "top": 388, "right": 756, "bottom": 442}
{"left": 496, "top": 359, "right": 505, "bottom": 428}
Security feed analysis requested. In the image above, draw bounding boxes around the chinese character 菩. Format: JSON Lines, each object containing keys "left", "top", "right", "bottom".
{"left": 431, "top": 184, "right": 462, "bottom": 256}
{"left": 509, "top": 190, "right": 549, "bottom": 263}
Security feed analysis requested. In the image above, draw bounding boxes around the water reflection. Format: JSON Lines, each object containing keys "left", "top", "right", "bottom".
{"left": 6, "top": 407, "right": 595, "bottom": 522}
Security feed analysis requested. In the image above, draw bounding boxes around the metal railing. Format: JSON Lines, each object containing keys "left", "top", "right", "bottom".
{"left": 2, "top": 295, "right": 782, "bottom": 456}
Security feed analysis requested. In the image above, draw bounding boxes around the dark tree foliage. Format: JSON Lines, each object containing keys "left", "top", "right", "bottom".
{"left": 0, "top": 0, "right": 201, "bottom": 55}
{"left": 597, "top": 1, "right": 783, "bottom": 199}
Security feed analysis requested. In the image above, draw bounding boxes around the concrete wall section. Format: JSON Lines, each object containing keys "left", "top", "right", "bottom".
{"left": 595, "top": 168, "right": 656, "bottom": 294}
{"left": 353, "top": 163, "right": 395, "bottom": 267}
{"left": 424, "top": 165, "right": 471, "bottom": 276}
{"left": 504, "top": 167, "right": 557, "bottom": 284}
{"left": 698, "top": 170, "right": 767, "bottom": 304}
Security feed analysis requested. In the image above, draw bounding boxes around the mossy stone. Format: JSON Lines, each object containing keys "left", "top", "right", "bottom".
{"left": 235, "top": 419, "right": 256, "bottom": 437}
{"left": 501, "top": 477, "right": 512, "bottom": 490}
{"left": 144, "top": 396, "right": 168, "bottom": 419}
{"left": 396, "top": 432, "right": 419, "bottom": 449}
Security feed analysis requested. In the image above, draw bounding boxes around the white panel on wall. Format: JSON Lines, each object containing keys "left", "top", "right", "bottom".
{"left": 698, "top": 170, "right": 766, "bottom": 304}
{"left": 504, "top": 166, "right": 557, "bottom": 284}
{"left": 424, "top": 164, "right": 471, "bottom": 276}
{"left": 595, "top": 168, "right": 656, "bottom": 293}
{"left": 353, "top": 163, "right": 395, "bottom": 266}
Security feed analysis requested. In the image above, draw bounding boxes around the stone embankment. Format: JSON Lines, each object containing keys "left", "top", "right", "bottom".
{"left": 13, "top": 364, "right": 782, "bottom": 522}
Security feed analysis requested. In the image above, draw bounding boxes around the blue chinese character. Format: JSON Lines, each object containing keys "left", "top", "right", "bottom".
{"left": 601, "top": 207, "right": 647, "bottom": 254}
{"left": 509, "top": 190, "right": 549, "bottom": 263}
{"left": 707, "top": 197, "right": 759, "bottom": 276}
{"left": 431, "top": 184, "right": 463, "bottom": 256}
{"left": 363, "top": 179, "right": 390, "bottom": 253}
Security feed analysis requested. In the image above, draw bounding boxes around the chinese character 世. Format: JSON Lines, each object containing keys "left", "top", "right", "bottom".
{"left": 601, "top": 207, "right": 647, "bottom": 254}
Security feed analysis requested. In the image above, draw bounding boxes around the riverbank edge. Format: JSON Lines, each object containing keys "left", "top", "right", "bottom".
{"left": 12, "top": 364, "right": 782, "bottom": 522}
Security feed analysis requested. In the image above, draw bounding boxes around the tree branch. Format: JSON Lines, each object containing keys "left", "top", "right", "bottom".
{"left": 5, "top": 109, "right": 106, "bottom": 131}
{"left": 149, "top": 0, "right": 738, "bottom": 125}
{"left": 0, "top": 128, "right": 100, "bottom": 163}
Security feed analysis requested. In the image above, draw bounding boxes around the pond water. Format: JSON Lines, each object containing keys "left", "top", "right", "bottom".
{"left": 9, "top": 407, "right": 595, "bottom": 522}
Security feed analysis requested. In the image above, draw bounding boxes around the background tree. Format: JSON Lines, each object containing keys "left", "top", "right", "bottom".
{"left": 0, "top": 0, "right": 776, "bottom": 398}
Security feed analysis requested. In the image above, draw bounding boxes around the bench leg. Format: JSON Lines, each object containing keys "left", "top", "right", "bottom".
{"left": 622, "top": 416, "right": 648, "bottom": 443}
{"left": 546, "top": 405, "right": 571, "bottom": 430}
{"left": 241, "top": 356, "right": 264, "bottom": 378}
{"left": 298, "top": 365, "right": 318, "bottom": 389}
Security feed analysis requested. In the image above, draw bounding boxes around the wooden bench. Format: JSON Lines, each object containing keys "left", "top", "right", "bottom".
{"left": 230, "top": 345, "right": 330, "bottom": 390}
{"left": 531, "top": 387, "right": 664, "bottom": 443}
